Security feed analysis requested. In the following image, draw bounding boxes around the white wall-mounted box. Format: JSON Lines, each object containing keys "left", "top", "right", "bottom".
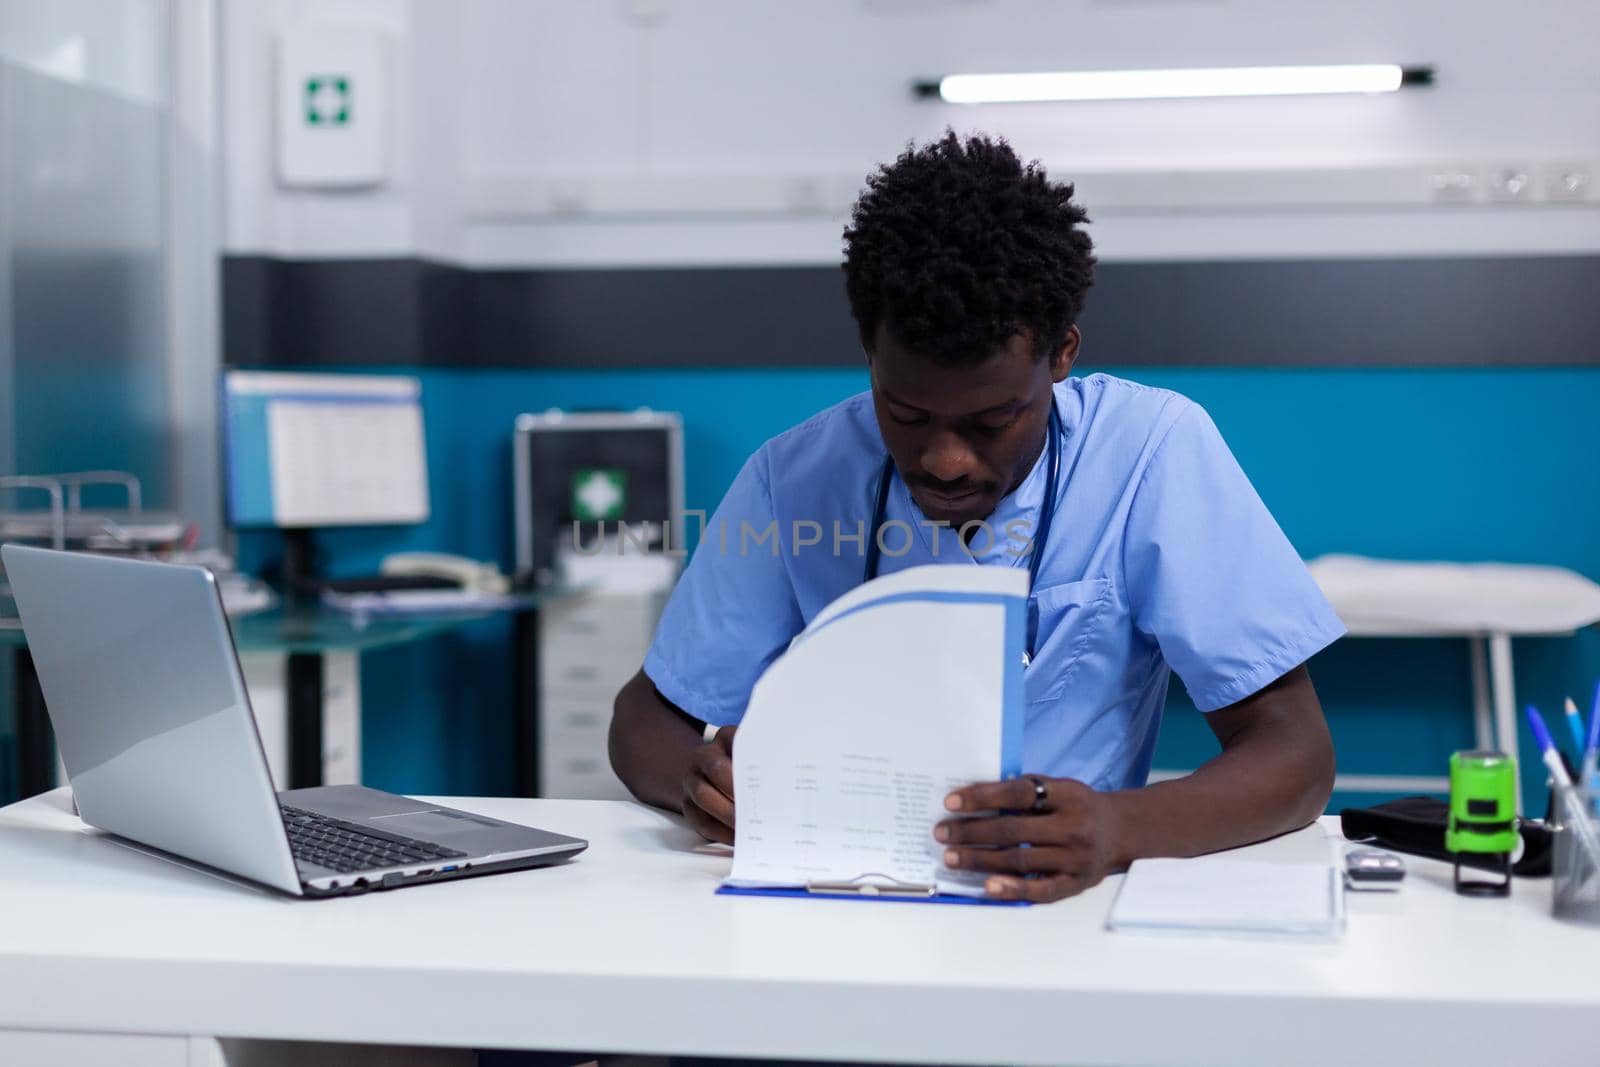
{"left": 276, "top": 25, "right": 388, "bottom": 188}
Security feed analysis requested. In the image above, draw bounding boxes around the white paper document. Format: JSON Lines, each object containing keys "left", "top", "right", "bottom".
{"left": 724, "top": 564, "right": 1028, "bottom": 898}
{"left": 1108, "top": 852, "right": 1345, "bottom": 939}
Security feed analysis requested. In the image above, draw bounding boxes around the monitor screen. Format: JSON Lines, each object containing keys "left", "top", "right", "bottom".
{"left": 221, "top": 371, "right": 430, "bottom": 529}
{"left": 515, "top": 412, "right": 682, "bottom": 579}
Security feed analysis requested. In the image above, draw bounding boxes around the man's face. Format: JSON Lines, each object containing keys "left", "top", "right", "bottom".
{"left": 868, "top": 323, "right": 1078, "bottom": 529}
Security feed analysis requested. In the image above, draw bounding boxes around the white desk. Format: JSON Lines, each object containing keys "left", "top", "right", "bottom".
{"left": 0, "top": 790, "right": 1596, "bottom": 1067}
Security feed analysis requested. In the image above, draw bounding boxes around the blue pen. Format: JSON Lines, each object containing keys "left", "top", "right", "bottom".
{"left": 1526, "top": 704, "right": 1600, "bottom": 865}
{"left": 1563, "top": 697, "right": 1588, "bottom": 761}
{"left": 1581, "top": 680, "right": 1600, "bottom": 811}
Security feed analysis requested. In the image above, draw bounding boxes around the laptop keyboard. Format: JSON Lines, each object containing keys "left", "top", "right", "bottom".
{"left": 281, "top": 805, "right": 469, "bottom": 874}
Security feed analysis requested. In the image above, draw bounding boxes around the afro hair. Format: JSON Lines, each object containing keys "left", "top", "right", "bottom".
{"left": 842, "top": 132, "right": 1096, "bottom": 366}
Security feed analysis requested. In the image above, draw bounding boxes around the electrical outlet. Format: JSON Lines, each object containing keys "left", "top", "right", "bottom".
{"left": 1429, "top": 169, "right": 1477, "bottom": 202}
{"left": 1542, "top": 164, "right": 1591, "bottom": 201}
{"left": 1486, "top": 166, "right": 1533, "bottom": 202}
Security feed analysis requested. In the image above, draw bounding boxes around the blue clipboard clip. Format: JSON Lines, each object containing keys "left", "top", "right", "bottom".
{"left": 806, "top": 873, "right": 938, "bottom": 898}
{"left": 716, "top": 871, "right": 1031, "bottom": 907}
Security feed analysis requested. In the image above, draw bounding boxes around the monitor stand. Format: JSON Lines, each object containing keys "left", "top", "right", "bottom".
{"left": 280, "top": 527, "right": 320, "bottom": 603}
{"left": 276, "top": 526, "right": 327, "bottom": 788}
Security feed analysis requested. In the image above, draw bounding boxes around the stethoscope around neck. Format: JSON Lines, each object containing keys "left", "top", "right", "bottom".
{"left": 862, "top": 403, "right": 1063, "bottom": 665}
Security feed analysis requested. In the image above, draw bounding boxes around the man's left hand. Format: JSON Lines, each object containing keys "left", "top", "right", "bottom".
{"left": 935, "top": 777, "right": 1127, "bottom": 903}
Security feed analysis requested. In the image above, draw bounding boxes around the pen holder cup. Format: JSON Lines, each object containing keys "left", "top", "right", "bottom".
{"left": 1551, "top": 788, "right": 1600, "bottom": 926}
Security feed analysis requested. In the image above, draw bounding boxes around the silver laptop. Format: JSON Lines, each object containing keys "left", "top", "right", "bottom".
{"left": 2, "top": 544, "right": 587, "bottom": 897}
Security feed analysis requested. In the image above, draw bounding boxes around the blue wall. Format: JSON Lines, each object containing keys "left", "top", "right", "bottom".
{"left": 241, "top": 365, "right": 1600, "bottom": 813}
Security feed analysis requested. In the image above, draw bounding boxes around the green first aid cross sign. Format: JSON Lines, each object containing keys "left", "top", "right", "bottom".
{"left": 305, "top": 76, "right": 351, "bottom": 126}
{"left": 571, "top": 468, "right": 628, "bottom": 521}
{"left": 278, "top": 30, "right": 384, "bottom": 185}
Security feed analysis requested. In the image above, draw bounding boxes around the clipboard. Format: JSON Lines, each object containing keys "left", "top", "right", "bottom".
{"left": 717, "top": 873, "right": 1032, "bottom": 907}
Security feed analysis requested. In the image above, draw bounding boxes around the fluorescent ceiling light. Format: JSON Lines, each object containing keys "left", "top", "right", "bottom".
{"left": 923, "top": 64, "right": 1432, "bottom": 104}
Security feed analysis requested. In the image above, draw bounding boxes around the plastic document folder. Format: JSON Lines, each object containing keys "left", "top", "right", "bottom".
{"left": 719, "top": 564, "right": 1029, "bottom": 906}
{"left": 716, "top": 883, "right": 1027, "bottom": 906}
{"left": 321, "top": 589, "right": 527, "bottom": 616}
{"left": 1107, "top": 854, "right": 1346, "bottom": 939}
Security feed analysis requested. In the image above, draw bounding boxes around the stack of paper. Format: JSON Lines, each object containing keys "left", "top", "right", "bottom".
{"left": 723, "top": 564, "right": 1028, "bottom": 899}
{"left": 1108, "top": 852, "right": 1345, "bottom": 939}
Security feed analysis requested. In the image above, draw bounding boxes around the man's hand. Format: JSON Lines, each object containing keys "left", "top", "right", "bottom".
{"left": 936, "top": 777, "right": 1126, "bottom": 903}
{"left": 682, "top": 726, "right": 737, "bottom": 844}
{"left": 935, "top": 665, "right": 1336, "bottom": 903}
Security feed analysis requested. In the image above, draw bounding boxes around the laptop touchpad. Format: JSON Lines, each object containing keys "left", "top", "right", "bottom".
{"left": 371, "top": 810, "right": 498, "bottom": 838}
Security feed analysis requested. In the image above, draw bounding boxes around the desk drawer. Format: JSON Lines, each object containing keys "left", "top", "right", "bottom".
{"left": 541, "top": 655, "right": 634, "bottom": 691}
{"left": 539, "top": 596, "right": 660, "bottom": 640}
{"left": 538, "top": 705, "right": 630, "bottom": 800}
{"left": 541, "top": 761, "right": 632, "bottom": 800}
{"left": 538, "top": 695, "right": 613, "bottom": 749}
{"left": 542, "top": 703, "right": 611, "bottom": 735}
{"left": 540, "top": 598, "right": 660, "bottom": 658}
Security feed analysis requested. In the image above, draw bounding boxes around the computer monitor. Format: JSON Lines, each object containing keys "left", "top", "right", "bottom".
{"left": 514, "top": 410, "right": 683, "bottom": 584}
{"left": 221, "top": 371, "right": 430, "bottom": 529}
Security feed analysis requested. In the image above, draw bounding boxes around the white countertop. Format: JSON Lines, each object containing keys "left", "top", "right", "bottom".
{"left": 0, "top": 789, "right": 1594, "bottom": 1066}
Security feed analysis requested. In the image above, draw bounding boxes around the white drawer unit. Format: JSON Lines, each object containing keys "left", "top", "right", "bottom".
{"left": 513, "top": 408, "right": 684, "bottom": 800}
{"left": 238, "top": 650, "right": 361, "bottom": 789}
{"left": 536, "top": 590, "right": 668, "bottom": 800}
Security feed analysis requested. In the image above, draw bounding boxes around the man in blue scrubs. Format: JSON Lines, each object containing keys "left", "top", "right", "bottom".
{"left": 609, "top": 133, "right": 1345, "bottom": 903}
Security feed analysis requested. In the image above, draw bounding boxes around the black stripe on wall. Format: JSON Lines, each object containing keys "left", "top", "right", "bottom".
{"left": 223, "top": 255, "right": 1600, "bottom": 369}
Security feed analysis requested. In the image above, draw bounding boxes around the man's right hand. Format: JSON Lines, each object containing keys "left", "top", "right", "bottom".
{"left": 682, "top": 725, "right": 736, "bottom": 845}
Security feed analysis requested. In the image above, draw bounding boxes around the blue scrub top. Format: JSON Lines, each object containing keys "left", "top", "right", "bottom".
{"left": 643, "top": 374, "right": 1346, "bottom": 792}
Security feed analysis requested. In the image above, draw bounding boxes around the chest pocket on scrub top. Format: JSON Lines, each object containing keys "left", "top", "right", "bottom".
{"left": 1024, "top": 577, "right": 1113, "bottom": 705}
